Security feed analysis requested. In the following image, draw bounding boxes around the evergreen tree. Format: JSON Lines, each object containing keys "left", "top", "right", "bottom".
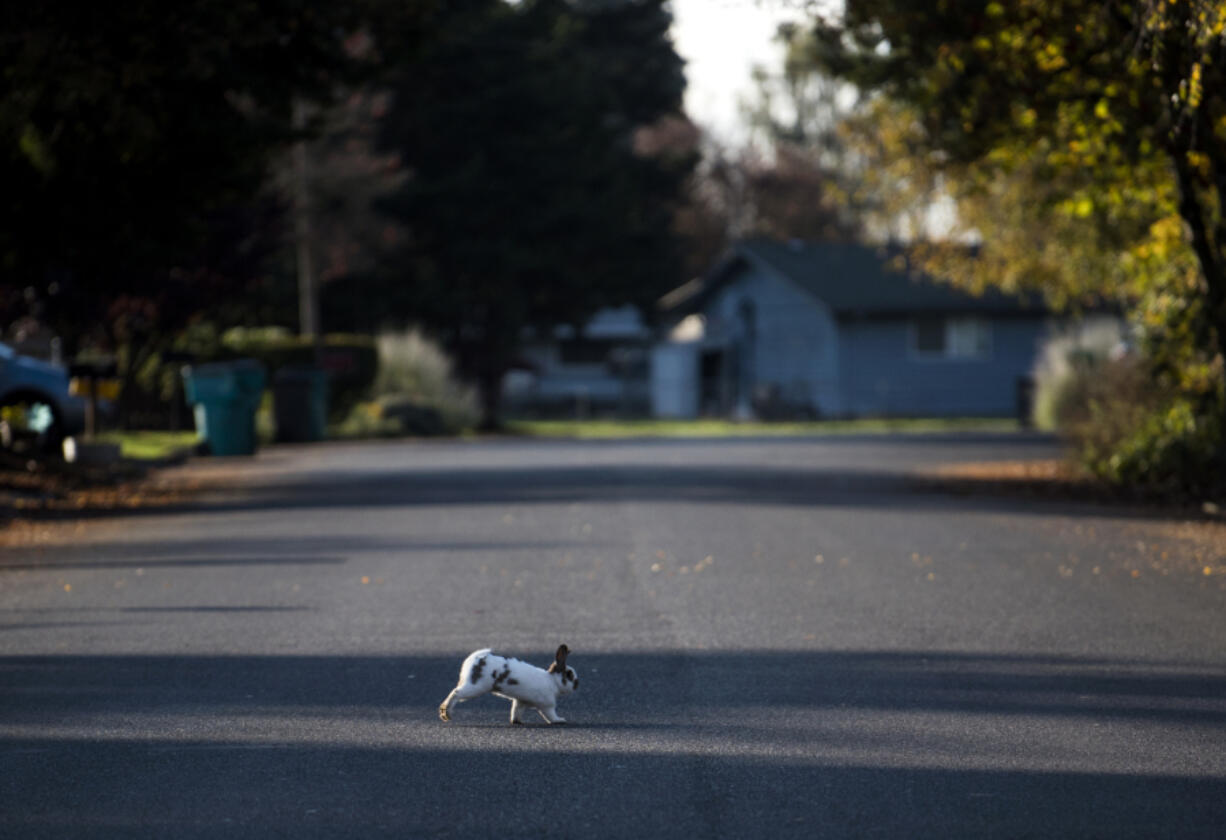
{"left": 372, "top": 0, "right": 692, "bottom": 427}
{"left": 0, "top": 1, "right": 377, "bottom": 352}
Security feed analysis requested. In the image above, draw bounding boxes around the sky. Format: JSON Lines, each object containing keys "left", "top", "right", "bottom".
{"left": 669, "top": 0, "right": 955, "bottom": 236}
{"left": 669, "top": 0, "right": 814, "bottom": 143}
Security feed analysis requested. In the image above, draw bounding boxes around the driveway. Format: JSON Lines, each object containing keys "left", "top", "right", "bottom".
{"left": 2, "top": 434, "right": 1224, "bottom": 837}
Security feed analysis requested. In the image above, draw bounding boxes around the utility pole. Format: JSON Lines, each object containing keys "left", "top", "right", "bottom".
{"left": 293, "top": 99, "right": 322, "bottom": 357}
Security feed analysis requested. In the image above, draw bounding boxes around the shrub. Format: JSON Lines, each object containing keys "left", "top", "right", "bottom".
{"left": 217, "top": 328, "right": 377, "bottom": 422}
{"left": 366, "top": 328, "right": 479, "bottom": 435}
{"left": 1031, "top": 318, "right": 1129, "bottom": 431}
{"left": 120, "top": 325, "right": 377, "bottom": 432}
{"left": 1055, "top": 354, "right": 1163, "bottom": 471}
{"left": 1040, "top": 339, "right": 1226, "bottom": 500}
{"left": 1082, "top": 391, "right": 1226, "bottom": 499}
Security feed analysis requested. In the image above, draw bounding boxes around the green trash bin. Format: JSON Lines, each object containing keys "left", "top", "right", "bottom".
{"left": 272, "top": 366, "right": 328, "bottom": 443}
{"left": 182, "top": 360, "right": 266, "bottom": 456}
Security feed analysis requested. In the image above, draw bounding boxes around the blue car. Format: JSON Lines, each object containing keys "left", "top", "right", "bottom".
{"left": 0, "top": 341, "right": 88, "bottom": 454}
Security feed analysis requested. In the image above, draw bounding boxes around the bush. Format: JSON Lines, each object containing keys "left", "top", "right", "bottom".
{"left": 1093, "top": 395, "right": 1226, "bottom": 498}
{"left": 1031, "top": 318, "right": 1129, "bottom": 431}
{"left": 116, "top": 325, "right": 377, "bottom": 432}
{"left": 1041, "top": 341, "right": 1226, "bottom": 500}
{"left": 361, "top": 328, "right": 479, "bottom": 435}
{"left": 217, "top": 327, "right": 377, "bottom": 422}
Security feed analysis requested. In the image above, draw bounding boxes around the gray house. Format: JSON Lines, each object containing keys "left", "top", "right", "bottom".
{"left": 651, "top": 239, "right": 1051, "bottom": 419}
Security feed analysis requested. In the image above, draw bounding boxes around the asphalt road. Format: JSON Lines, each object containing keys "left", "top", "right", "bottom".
{"left": 2, "top": 433, "right": 1225, "bottom": 838}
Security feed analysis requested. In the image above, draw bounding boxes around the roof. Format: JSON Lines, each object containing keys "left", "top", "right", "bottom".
{"left": 662, "top": 239, "right": 1044, "bottom": 319}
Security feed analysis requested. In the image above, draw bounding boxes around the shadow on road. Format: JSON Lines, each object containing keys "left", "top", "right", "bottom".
{"left": 134, "top": 463, "right": 1205, "bottom": 524}
{"left": 3, "top": 738, "right": 1222, "bottom": 838}
{"left": 3, "top": 649, "right": 1221, "bottom": 724}
{"left": 6, "top": 434, "right": 1206, "bottom": 532}
{"left": 2, "top": 649, "right": 1223, "bottom": 837}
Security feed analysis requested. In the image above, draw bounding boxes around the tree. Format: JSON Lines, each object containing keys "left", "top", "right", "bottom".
{"left": 741, "top": 23, "right": 865, "bottom": 243}
{"left": 0, "top": 2, "right": 388, "bottom": 356}
{"left": 797, "top": 1, "right": 1226, "bottom": 491}
{"left": 372, "top": 0, "right": 692, "bottom": 428}
{"left": 673, "top": 140, "right": 861, "bottom": 269}
{"left": 1, "top": 3, "right": 443, "bottom": 430}
{"left": 631, "top": 22, "right": 866, "bottom": 290}
{"left": 806, "top": 0, "right": 1226, "bottom": 369}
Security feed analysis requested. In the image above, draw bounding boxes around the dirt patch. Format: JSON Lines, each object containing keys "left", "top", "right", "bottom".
{"left": 915, "top": 458, "right": 1226, "bottom": 560}
{"left": 918, "top": 458, "right": 1094, "bottom": 496}
{"left": 0, "top": 453, "right": 233, "bottom": 547}
{"left": 913, "top": 457, "right": 1222, "bottom": 507}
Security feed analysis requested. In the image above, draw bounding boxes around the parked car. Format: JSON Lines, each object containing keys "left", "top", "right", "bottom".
{"left": 0, "top": 341, "right": 87, "bottom": 454}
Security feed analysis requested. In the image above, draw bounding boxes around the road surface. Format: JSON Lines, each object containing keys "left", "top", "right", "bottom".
{"left": 2, "top": 434, "right": 1224, "bottom": 837}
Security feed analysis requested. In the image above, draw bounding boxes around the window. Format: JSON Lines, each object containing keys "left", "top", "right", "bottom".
{"left": 913, "top": 319, "right": 946, "bottom": 355}
{"left": 947, "top": 318, "right": 991, "bottom": 358}
{"left": 911, "top": 317, "right": 991, "bottom": 359}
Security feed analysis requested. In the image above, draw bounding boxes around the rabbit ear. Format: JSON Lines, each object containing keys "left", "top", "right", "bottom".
{"left": 549, "top": 645, "right": 569, "bottom": 673}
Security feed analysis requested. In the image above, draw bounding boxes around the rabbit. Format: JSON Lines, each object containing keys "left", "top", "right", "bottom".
{"left": 439, "top": 644, "right": 578, "bottom": 725}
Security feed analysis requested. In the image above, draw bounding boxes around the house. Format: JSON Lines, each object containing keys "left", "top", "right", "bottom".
{"left": 651, "top": 239, "right": 1051, "bottom": 420}
{"left": 503, "top": 305, "right": 652, "bottom": 417}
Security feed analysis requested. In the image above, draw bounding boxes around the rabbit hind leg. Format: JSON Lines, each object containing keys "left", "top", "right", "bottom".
{"left": 438, "top": 689, "right": 459, "bottom": 721}
{"left": 439, "top": 682, "right": 487, "bottom": 722}
{"left": 438, "top": 681, "right": 475, "bottom": 721}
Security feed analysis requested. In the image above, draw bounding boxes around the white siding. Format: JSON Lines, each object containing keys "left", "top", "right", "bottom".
{"left": 650, "top": 343, "right": 700, "bottom": 418}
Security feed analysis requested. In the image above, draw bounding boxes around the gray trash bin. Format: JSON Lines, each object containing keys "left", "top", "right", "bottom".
{"left": 273, "top": 366, "right": 328, "bottom": 442}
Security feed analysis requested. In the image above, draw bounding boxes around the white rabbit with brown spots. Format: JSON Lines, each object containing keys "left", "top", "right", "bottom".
{"left": 439, "top": 645, "right": 578, "bottom": 725}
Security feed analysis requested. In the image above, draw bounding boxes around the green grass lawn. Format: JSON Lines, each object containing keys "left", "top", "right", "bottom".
{"left": 90, "top": 417, "right": 1021, "bottom": 456}
{"left": 95, "top": 431, "right": 198, "bottom": 460}
{"left": 506, "top": 417, "right": 1022, "bottom": 439}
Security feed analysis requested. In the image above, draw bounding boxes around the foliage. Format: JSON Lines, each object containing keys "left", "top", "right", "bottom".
{"left": 805, "top": 0, "right": 1225, "bottom": 307}
{"left": 0, "top": 2, "right": 372, "bottom": 333}
{"left": 216, "top": 328, "right": 377, "bottom": 422}
{"left": 367, "top": 328, "right": 479, "bottom": 435}
{"left": 1058, "top": 355, "right": 1226, "bottom": 498}
{"left": 1, "top": 2, "right": 433, "bottom": 432}
{"left": 126, "top": 326, "right": 377, "bottom": 427}
{"left": 679, "top": 142, "right": 861, "bottom": 256}
{"left": 1030, "top": 319, "right": 1129, "bottom": 431}
{"left": 1098, "top": 395, "right": 1226, "bottom": 497}
{"left": 672, "top": 21, "right": 865, "bottom": 268}
{"left": 508, "top": 417, "right": 1020, "bottom": 439}
{"left": 742, "top": 22, "right": 870, "bottom": 240}
{"left": 288, "top": 84, "right": 408, "bottom": 308}
{"left": 800, "top": 0, "right": 1226, "bottom": 494}
{"left": 371, "top": 0, "right": 692, "bottom": 428}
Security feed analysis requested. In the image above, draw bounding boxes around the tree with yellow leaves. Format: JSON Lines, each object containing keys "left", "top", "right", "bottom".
{"left": 804, "top": 0, "right": 1226, "bottom": 494}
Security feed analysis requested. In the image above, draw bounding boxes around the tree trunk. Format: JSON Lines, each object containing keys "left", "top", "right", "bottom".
{"left": 476, "top": 364, "right": 505, "bottom": 432}
{"left": 1172, "top": 154, "right": 1226, "bottom": 383}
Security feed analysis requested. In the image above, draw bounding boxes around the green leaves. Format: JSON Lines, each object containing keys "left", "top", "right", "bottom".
{"left": 17, "top": 124, "right": 55, "bottom": 176}
{"left": 803, "top": 0, "right": 1226, "bottom": 494}
{"left": 371, "top": 0, "right": 690, "bottom": 425}
{"left": 1, "top": 1, "right": 377, "bottom": 335}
